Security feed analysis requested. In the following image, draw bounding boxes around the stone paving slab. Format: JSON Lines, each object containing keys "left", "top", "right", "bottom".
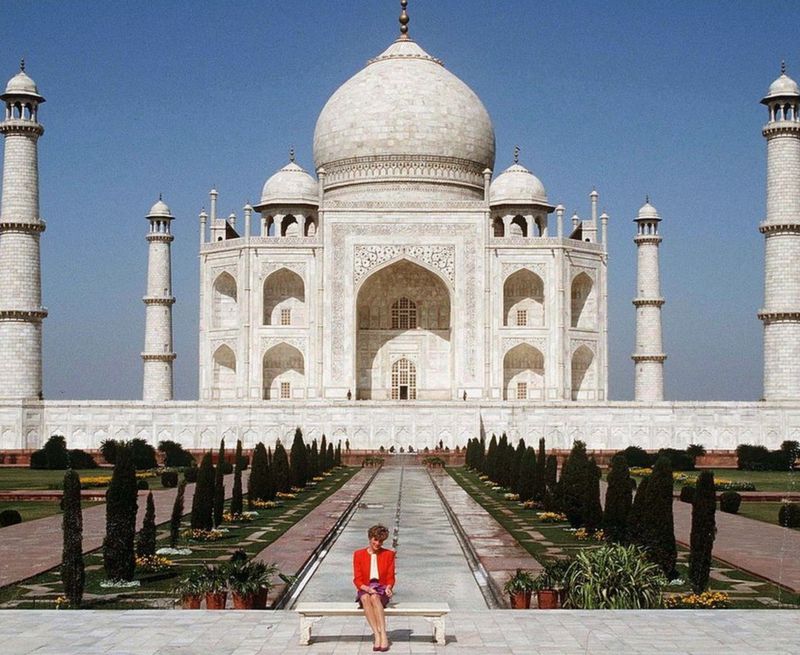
{"left": 428, "top": 470, "right": 541, "bottom": 606}
{"left": 1, "top": 609, "right": 799, "bottom": 654}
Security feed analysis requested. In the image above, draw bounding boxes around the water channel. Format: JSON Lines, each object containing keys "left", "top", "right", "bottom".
{"left": 293, "top": 464, "right": 488, "bottom": 609}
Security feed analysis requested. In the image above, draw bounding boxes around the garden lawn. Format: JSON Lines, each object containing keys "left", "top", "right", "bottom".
{"left": 737, "top": 502, "right": 800, "bottom": 531}
{"left": 0, "top": 500, "right": 102, "bottom": 523}
{"left": 448, "top": 466, "right": 800, "bottom": 609}
{"left": 0, "top": 468, "right": 168, "bottom": 491}
{"left": 695, "top": 469, "right": 800, "bottom": 492}
{"left": 0, "top": 467, "right": 355, "bottom": 609}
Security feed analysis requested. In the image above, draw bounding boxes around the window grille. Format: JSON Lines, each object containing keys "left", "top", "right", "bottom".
{"left": 517, "top": 382, "right": 527, "bottom": 400}
{"left": 280, "top": 381, "right": 291, "bottom": 399}
{"left": 391, "top": 297, "right": 417, "bottom": 330}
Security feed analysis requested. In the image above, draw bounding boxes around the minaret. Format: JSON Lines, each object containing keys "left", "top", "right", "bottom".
{"left": 632, "top": 199, "right": 666, "bottom": 401}
{"left": 759, "top": 63, "right": 800, "bottom": 400}
{"left": 0, "top": 61, "right": 47, "bottom": 400}
{"left": 142, "top": 198, "right": 176, "bottom": 401}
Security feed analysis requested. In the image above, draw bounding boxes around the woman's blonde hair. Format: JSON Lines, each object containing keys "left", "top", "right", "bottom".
{"left": 368, "top": 524, "right": 390, "bottom": 541}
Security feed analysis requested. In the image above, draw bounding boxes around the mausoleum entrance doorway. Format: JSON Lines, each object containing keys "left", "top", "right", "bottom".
{"left": 355, "top": 259, "right": 452, "bottom": 400}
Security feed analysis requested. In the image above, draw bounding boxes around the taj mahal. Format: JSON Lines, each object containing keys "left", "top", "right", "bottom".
{"left": 1, "top": 5, "right": 800, "bottom": 453}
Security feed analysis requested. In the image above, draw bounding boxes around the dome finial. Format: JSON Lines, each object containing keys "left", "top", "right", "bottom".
{"left": 289, "top": 146, "right": 295, "bottom": 163}
{"left": 513, "top": 145, "right": 520, "bottom": 164}
{"left": 781, "top": 60, "right": 787, "bottom": 75}
{"left": 19, "top": 58, "right": 25, "bottom": 72}
{"left": 159, "top": 192, "right": 162, "bottom": 201}
{"left": 645, "top": 194, "right": 650, "bottom": 204}
{"left": 399, "top": 0, "right": 410, "bottom": 39}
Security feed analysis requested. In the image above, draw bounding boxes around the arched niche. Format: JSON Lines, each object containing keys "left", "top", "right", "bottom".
{"left": 503, "top": 343, "right": 544, "bottom": 400}
{"left": 212, "top": 272, "right": 238, "bottom": 329}
{"left": 570, "top": 272, "right": 596, "bottom": 329}
{"left": 263, "top": 268, "right": 305, "bottom": 326}
{"left": 356, "top": 259, "right": 451, "bottom": 400}
{"left": 504, "top": 269, "right": 544, "bottom": 327}
{"left": 571, "top": 345, "right": 595, "bottom": 400}
{"left": 510, "top": 215, "right": 527, "bottom": 237}
{"left": 212, "top": 345, "right": 237, "bottom": 399}
{"left": 263, "top": 343, "right": 304, "bottom": 400}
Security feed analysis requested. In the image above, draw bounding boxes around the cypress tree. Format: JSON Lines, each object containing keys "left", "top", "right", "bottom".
{"left": 533, "top": 438, "right": 547, "bottom": 501}
{"left": 511, "top": 439, "right": 526, "bottom": 494}
{"left": 310, "top": 439, "right": 320, "bottom": 479}
{"left": 320, "top": 435, "right": 328, "bottom": 471}
{"left": 485, "top": 434, "right": 498, "bottom": 482}
{"left": 136, "top": 491, "right": 157, "bottom": 557}
{"left": 689, "top": 470, "right": 716, "bottom": 592}
{"left": 103, "top": 443, "right": 138, "bottom": 581}
{"left": 62, "top": 469, "right": 84, "bottom": 607}
{"left": 477, "top": 434, "right": 486, "bottom": 473}
{"left": 289, "top": 427, "right": 308, "bottom": 488}
{"left": 334, "top": 442, "right": 341, "bottom": 466}
{"left": 604, "top": 453, "right": 633, "bottom": 543}
{"left": 642, "top": 456, "right": 677, "bottom": 578}
{"left": 265, "top": 446, "right": 276, "bottom": 500}
{"left": 517, "top": 447, "right": 537, "bottom": 501}
{"left": 584, "top": 459, "right": 603, "bottom": 533}
{"left": 213, "top": 439, "right": 226, "bottom": 527}
{"left": 190, "top": 451, "right": 215, "bottom": 530}
{"left": 543, "top": 454, "right": 558, "bottom": 510}
{"left": 627, "top": 475, "right": 650, "bottom": 544}
{"left": 230, "top": 439, "right": 244, "bottom": 516}
{"left": 556, "top": 441, "right": 591, "bottom": 527}
{"left": 247, "top": 443, "right": 269, "bottom": 507}
{"left": 273, "top": 440, "right": 291, "bottom": 493}
{"left": 169, "top": 479, "right": 187, "bottom": 547}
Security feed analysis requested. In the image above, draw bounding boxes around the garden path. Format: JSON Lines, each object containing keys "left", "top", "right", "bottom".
{"left": 0, "top": 473, "right": 241, "bottom": 588}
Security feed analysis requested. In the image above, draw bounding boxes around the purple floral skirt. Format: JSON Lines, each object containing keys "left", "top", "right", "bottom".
{"left": 356, "top": 579, "right": 390, "bottom": 608}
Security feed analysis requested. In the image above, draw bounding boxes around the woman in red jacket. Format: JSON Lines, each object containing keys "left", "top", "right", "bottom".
{"left": 353, "top": 524, "right": 395, "bottom": 652}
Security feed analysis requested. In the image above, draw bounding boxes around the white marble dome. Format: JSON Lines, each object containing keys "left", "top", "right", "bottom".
{"left": 147, "top": 198, "right": 173, "bottom": 218}
{"left": 763, "top": 72, "right": 800, "bottom": 101}
{"left": 259, "top": 160, "right": 319, "bottom": 206}
{"left": 313, "top": 38, "right": 495, "bottom": 197}
{"left": 2, "top": 67, "right": 44, "bottom": 101}
{"left": 637, "top": 200, "right": 660, "bottom": 220}
{"left": 489, "top": 163, "right": 548, "bottom": 206}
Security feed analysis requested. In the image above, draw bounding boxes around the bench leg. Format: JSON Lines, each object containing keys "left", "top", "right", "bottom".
{"left": 298, "top": 615, "right": 322, "bottom": 645}
{"left": 422, "top": 616, "right": 446, "bottom": 645}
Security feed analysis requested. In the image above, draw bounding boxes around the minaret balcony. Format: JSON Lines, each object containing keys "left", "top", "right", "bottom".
{"left": 759, "top": 221, "right": 800, "bottom": 235}
{"left": 762, "top": 121, "right": 800, "bottom": 137}
{"left": 632, "top": 297, "right": 665, "bottom": 308}
{"left": 0, "top": 119, "right": 44, "bottom": 136}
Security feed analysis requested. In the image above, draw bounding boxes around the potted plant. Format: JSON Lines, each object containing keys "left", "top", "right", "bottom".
{"left": 173, "top": 567, "right": 205, "bottom": 609}
{"left": 503, "top": 569, "right": 535, "bottom": 609}
{"left": 533, "top": 558, "right": 572, "bottom": 609}
{"left": 227, "top": 551, "right": 278, "bottom": 610}
{"left": 251, "top": 561, "right": 278, "bottom": 609}
{"left": 197, "top": 563, "right": 228, "bottom": 609}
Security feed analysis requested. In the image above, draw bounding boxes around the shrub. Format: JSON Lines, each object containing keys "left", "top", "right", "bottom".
{"left": 68, "top": 449, "right": 98, "bottom": 469}
{"left": 736, "top": 443, "right": 791, "bottom": 471}
{"left": 30, "top": 435, "right": 71, "bottom": 470}
{"left": 272, "top": 440, "right": 291, "bottom": 493}
{"left": 248, "top": 443, "right": 270, "bottom": 508}
{"left": 169, "top": 480, "right": 187, "bottom": 548}
{"left": 61, "top": 470, "right": 84, "bottom": 606}
{"left": 29, "top": 449, "right": 48, "bottom": 469}
{"left": 778, "top": 502, "right": 800, "bottom": 528}
{"left": 719, "top": 491, "right": 742, "bottom": 514}
{"left": 618, "top": 445, "right": 653, "bottom": 468}
{"left": 190, "top": 451, "right": 215, "bottom": 530}
{"left": 627, "top": 476, "right": 649, "bottom": 544}
{"left": 564, "top": 544, "right": 666, "bottom": 609}
{"left": 689, "top": 471, "right": 716, "bottom": 593}
{"left": 136, "top": 492, "right": 157, "bottom": 558}
{"left": 289, "top": 427, "right": 309, "bottom": 489}
{"left": 640, "top": 456, "right": 677, "bottom": 578}
{"left": 781, "top": 441, "right": 799, "bottom": 468}
{"left": 184, "top": 466, "right": 199, "bottom": 483}
{"left": 555, "top": 441, "right": 596, "bottom": 529}
{"left": 130, "top": 438, "right": 157, "bottom": 471}
{"left": 679, "top": 485, "right": 695, "bottom": 504}
{"left": 656, "top": 448, "right": 695, "bottom": 471}
{"left": 137, "top": 479, "right": 149, "bottom": 491}
{"left": 0, "top": 509, "right": 22, "bottom": 527}
{"left": 161, "top": 471, "right": 179, "bottom": 488}
{"left": 230, "top": 439, "right": 244, "bottom": 517}
{"left": 99, "top": 439, "right": 118, "bottom": 465}
{"left": 213, "top": 439, "right": 226, "bottom": 528}
{"left": 158, "top": 440, "right": 195, "bottom": 468}
{"left": 686, "top": 444, "right": 707, "bottom": 462}
{"left": 516, "top": 447, "right": 536, "bottom": 502}
{"left": 533, "top": 438, "right": 546, "bottom": 501}
{"left": 103, "top": 443, "right": 138, "bottom": 581}
{"left": 603, "top": 453, "right": 633, "bottom": 542}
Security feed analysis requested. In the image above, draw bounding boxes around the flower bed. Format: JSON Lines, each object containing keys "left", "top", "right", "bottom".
{"left": 181, "top": 528, "right": 227, "bottom": 542}
{"left": 574, "top": 528, "right": 605, "bottom": 542}
{"left": 665, "top": 590, "right": 730, "bottom": 609}
{"left": 630, "top": 468, "right": 756, "bottom": 491}
{"left": 536, "top": 511, "right": 567, "bottom": 523}
{"left": 136, "top": 555, "right": 174, "bottom": 573}
{"left": 250, "top": 500, "right": 282, "bottom": 509}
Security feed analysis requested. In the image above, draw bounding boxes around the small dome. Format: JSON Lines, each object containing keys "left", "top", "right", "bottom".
{"left": 1, "top": 64, "right": 44, "bottom": 101}
{"left": 637, "top": 200, "right": 660, "bottom": 220}
{"left": 762, "top": 70, "right": 800, "bottom": 103}
{"left": 258, "top": 161, "right": 318, "bottom": 207}
{"left": 147, "top": 198, "right": 173, "bottom": 218}
{"left": 489, "top": 163, "right": 548, "bottom": 206}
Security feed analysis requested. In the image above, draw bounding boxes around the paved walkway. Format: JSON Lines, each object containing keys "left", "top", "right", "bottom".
{"left": 297, "top": 466, "right": 487, "bottom": 610}
{"left": 0, "top": 474, "right": 240, "bottom": 587}
{"left": 2, "top": 609, "right": 798, "bottom": 654}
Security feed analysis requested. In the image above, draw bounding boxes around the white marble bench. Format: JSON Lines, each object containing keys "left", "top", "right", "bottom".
{"left": 295, "top": 602, "right": 450, "bottom": 645}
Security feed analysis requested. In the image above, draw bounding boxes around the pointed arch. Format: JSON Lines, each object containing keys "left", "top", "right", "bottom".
{"left": 571, "top": 345, "right": 595, "bottom": 400}
{"left": 281, "top": 214, "right": 298, "bottom": 236}
{"left": 263, "top": 342, "right": 305, "bottom": 400}
{"left": 503, "top": 343, "right": 544, "bottom": 400}
{"left": 504, "top": 268, "right": 545, "bottom": 327}
{"left": 570, "top": 272, "right": 595, "bottom": 329}
{"left": 212, "top": 345, "right": 237, "bottom": 399}
{"left": 263, "top": 268, "right": 305, "bottom": 326}
{"left": 212, "top": 272, "right": 238, "bottom": 329}
{"left": 510, "top": 215, "right": 527, "bottom": 237}
{"left": 492, "top": 216, "right": 505, "bottom": 237}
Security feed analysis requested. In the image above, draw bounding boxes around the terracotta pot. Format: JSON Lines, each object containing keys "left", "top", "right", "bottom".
{"left": 232, "top": 592, "right": 254, "bottom": 609}
{"left": 205, "top": 591, "right": 227, "bottom": 609}
{"left": 536, "top": 589, "right": 559, "bottom": 609}
{"left": 509, "top": 591, "right": 532, "bottom": 609}
{"left": 253, "top": 587, "right": 269, "bottom": 609}
{"left": 181, "top": 595, "right": 202, "bottom": 609}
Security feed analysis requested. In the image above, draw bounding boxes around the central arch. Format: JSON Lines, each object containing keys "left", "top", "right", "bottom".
{"left": 355, "top": 259, "right": 452, "bottom": 400}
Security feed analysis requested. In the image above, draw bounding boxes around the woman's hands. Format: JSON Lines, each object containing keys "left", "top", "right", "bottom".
{"left": 385, "top": 586, "right": 393, "bottom": 598}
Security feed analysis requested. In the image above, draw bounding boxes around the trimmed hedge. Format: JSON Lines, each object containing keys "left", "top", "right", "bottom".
{"left": 719, "top": 491, "right": 741, "bottom": 514}
{"left": 136, "top": 479, "right": 149, "bottom": 491}
{"left": 68, "top": 449, "right": 98, "bottom": 469}
{"left": 0, "top": 509, "right": 22, "bottom": 527}
{"left": 184, "top": 466, "right": 199, "bottom": 483}
{"left": 679, "top": 485, "right": 695, "bottom": 504}
{"left": 160, "top": 471, "right": 179, "bottom": 488}
{"left": 779, "top": 502, "right": 800, "bottom": 528}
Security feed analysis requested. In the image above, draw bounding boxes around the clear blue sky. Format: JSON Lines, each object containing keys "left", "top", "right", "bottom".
{"left": 1, "top": 1, "right": 796, "bottom": 401}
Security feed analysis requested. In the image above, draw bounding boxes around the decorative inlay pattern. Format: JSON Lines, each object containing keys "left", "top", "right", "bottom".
{"left": 570, "top": 338, "right": 597, "bottom": 353}
{"left": 502, "top": 337, "right": 547, "bottom": 353}
{"left": 261, "top": 261, "right": 306, "bottom": 279}
{"left": 354, "top": 244, "right": 455, "bottom": 285}
{"left": 501, "top": 262, "right": 546, "bottom": 279}
{"left": 260, "top": 336, "right": 306, "bottom": 353}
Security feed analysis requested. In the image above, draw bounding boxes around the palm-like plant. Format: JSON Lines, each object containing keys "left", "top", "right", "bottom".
{"left": 564, "top": 544, "right": 666, "bottom": 609}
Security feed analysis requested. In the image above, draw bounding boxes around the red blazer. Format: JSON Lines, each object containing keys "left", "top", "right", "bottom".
{"left": 353, "top": 547, "right": 396, "bottom": 590}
